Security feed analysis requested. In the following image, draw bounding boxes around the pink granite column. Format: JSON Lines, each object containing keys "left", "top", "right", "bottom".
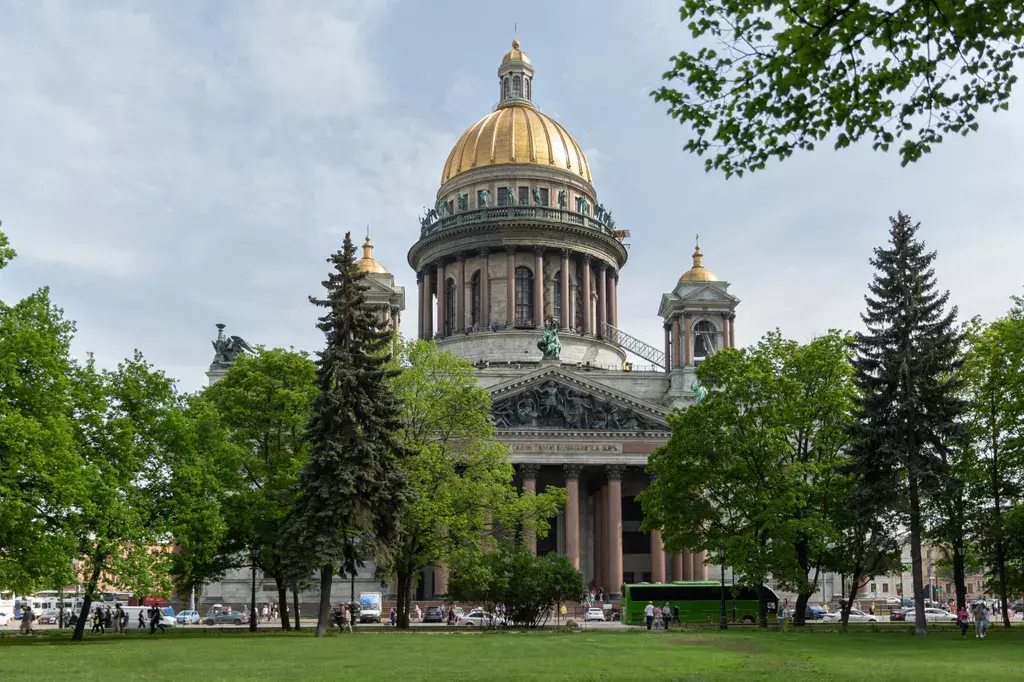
{"left": 560, "top": 249, "right": 570, "bottom": 331}
{"left": 563, "top": 464, "right": 582, "bottom": 569}
{"left": 721, "top": 312, "right": 730, "bottom": 349}
{"left": 455, "top": 253, "right": 466, "bottom": 333}
{"left": 683, "top": 313, "right": 693, "bottom": 365}
{"left": 422, "top": 270, "right": 433, "bottom": 339}
{"left": 596, "top": 262, "right": 607, "bottom": 337}
{"left": 521, "top": 464, "right": 539, "bottom": 555}
{"left": 672, "top": 553, "right": 684, "bottom": 581}
{"left": 534, "top": 246, "right": 544, "bottom": 326}
{"left": 672, "top": 317, "right": 682, "bottom": 369}
{"left": 664, "top": 324, "right": 672, "bottom": 372}
{"left": 506, "top": 247, "right": 516, "bottom": 327}
{"left": 610, "top": 272, "right": 618, "bottom": 328}
{"left": 606, "top": 465, "right": 623, "bottom": 598}
{"left": 594, "top": 486, "right": 604, "bottom": 590}
{"left": 729, "top": 315, "right": 736, "bottom": 348}
{"left": 650, "top": 530, "right": 666, "bottom": 583}
{"left": 582, "top": 255, "right": 592, "bottom": 336}
{"left": 417, "top": 273, "right": 424, "bottom": 340}
{"left": 479, "top": 248, "right": 491, "bottom": 327}
{"left": 692, "top": 549, "right": 707, "bottom": 581}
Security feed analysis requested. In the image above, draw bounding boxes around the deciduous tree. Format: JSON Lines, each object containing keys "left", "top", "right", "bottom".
{"left": 654, "top": 2, "right": 1024, "bottom": 176}
{"left": 386, "top": 339, "right": 564, "bottom": 628}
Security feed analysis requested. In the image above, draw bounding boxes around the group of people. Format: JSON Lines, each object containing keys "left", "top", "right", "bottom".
{"left": 251, "top": 603, "right": 281, "bottom": 624}
{"left": 957, "top": 601, "right": 994, "bottom": 639}
{"left": 643, "top": 601, "right": 679, "bottom": 630}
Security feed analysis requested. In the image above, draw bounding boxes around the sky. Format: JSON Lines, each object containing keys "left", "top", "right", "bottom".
{"left": 2, "top": 0, "right": 1022, "bottom": 392}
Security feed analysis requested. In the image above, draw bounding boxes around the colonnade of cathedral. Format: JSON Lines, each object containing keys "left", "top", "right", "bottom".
{"left": 416, "top": 247, "right": 620, "bottom": 339}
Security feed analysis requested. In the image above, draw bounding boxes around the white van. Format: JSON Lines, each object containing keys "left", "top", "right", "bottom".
{"left": 358, "top": 592, "right": 382, "bottom": 623}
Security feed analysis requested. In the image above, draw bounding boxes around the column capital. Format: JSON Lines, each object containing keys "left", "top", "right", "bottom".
{"left": 595, "top": 260, "right": 606, "bottom": 272}
{"left": 434, "top": 259, "right": 445, "bottom": 270}
{"left": 562, "top": 463, "right": 583, "bottom": 480}
{"left": 519, "top": 463, "right": 541, "bottom": 479}
{"left": 416, "top": 271, "right": 424, "bottom": 283}
{"left": 720, "top": 311, "right": 729, "bottom": 320}
{"left": 683, "top": 312, "right": 692, "bottom": 320}
{"left": 605, "top": 464, "right": 625, "bottom": 481}
{"left": 561, "top": 247, "right": 571, "bottom": 258}
{"left": 533, "top": 245, "right": 545, "bottom": 256}
{"left": 456, "top": 251, "right": 466, "bottom": 262}
{"left": 664, "top": 322, "right": 673, "bottom": 331}
{"left": 728, "top": 313, "right": 736, "bottom": 321}
{"left": 505, "top": 245, "right": 517, "bottom": 254}
{"left": 478, "top": 248, "right": 489, "bottom": 258}
{"left": 582, "top": 253, "right": 592, "bottom": 263}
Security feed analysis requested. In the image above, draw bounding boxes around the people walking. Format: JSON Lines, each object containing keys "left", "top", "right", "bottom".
{"left": 138, "top": 609, "right": 146, "bottom": 629}
{"left": 19, "top": 606, "right": 34, "bottom": 635}
{"left": 645, "top": 601, "right": 655, "bottom": 630}
{"left": 957, "top": 606, "right": 969, "bottom": 637}
{"left": 92, "top": 607, "right": 104, "bottom": 634}
{"left": 654, "top": 605, "right": 663, "bottom": 630}
{"left": 971, "top": 600, "right": 989, "bottom": 638}
{"left": 112, "top": 604, "right": 123, "bottom": 634}
{"left": 389, "top": 607, "right": 397, "bottom": 627}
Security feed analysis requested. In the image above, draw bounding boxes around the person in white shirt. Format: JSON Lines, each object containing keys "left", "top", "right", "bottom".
{"left": 644, "top": 601, "right": 655, "bottom": 630}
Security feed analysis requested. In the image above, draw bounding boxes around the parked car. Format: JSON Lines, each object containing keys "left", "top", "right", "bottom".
{"left": 823, "top": 609, "right": 878, "bottom": 623}
{"left": 36, "top": 610, "right": 60, "bottom": 625}
{"left": 805, "top": 605, "right": 827, "bottom": 620}
{"left": 584, "top": 607, "right": 605, "bottom": 622}
{"left": 422, "top": 606, "right": 445, "bottom": 623}
{"left": 455, "top": 608, "right": 501, "bottom": 627}
{"left": 1007, "top": 599, "right": 1024, "bottom": 612}
{"left": 889, "top": 608, "right": 910, "bottom": 622}
{"left": 885, "top": 597, "right": 901, "bottom": 605}
{"left": 904, "top": 608, "right": 957, "bottom": 623}
{"left": 204, "top": 610, "right": 247, "bottom": 625}
{"left": 176, "top": 610, "right": 200, "bottom": 625}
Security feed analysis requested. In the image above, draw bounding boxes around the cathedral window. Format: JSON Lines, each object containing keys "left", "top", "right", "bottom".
{"left": 515, "top": 266, "right": 534, "bottom": 326}
{"left": 470, "top": 271, "right": 482, "bottom": 328}
{"left": 444, "top": 278, "right": 456, "bottom": 335}
{"left": 539, "top": 187, "right": 549, "bottom": 206}
{"left": 497, "top": 186, "right": 509, "bottom": 206}
{"left": 513, "top": 75, "right": 522, "bottom": 97}
{"left": 553, "top": 271, "right": 562, "bottom": 326}
{"left": 518, "top": 186, "right": 529, "bottom": 205}
{"left": 693, "top": 320, "right": 718, "bottom": 358}
{"left": 525, "top": 77, "right": 531, "bottom": 100}
{"left": 503, "top": 77, "right": 510, "bottom": 99}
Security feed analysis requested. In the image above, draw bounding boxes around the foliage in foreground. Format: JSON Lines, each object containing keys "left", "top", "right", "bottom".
{"left": 655, "top": 2, "right": 1024, "bottom": 176}
{"left": 448, "top": 545, "right": 585, "bottom": 628}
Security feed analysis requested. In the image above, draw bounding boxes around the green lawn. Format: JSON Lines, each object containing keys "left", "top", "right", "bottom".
{"left": 2, "top": 627, "right": 1023, "bottom": 681}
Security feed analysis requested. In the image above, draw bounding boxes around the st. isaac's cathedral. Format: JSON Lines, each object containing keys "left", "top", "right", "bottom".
{"left": 203, "top": 42, "right": 741, "bottom": 608}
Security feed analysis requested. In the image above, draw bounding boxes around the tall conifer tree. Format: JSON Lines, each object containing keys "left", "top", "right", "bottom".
{"left": 286, "top": 232, "right": 411, "bottom": 637}
{"left": 852, "top": 212, "right": 965, "bottom": 636}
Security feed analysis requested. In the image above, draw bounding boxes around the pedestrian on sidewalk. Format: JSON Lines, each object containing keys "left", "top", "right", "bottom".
{"left": 644, "top": 601, "right": 655, "bottom": 630}
{"left": 956, "top": 606, "right": 969, "bottom": 637}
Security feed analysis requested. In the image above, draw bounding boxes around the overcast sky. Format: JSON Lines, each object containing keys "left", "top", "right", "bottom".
{"left": 2, "top": 0, "right": 1022, "bottom": 392}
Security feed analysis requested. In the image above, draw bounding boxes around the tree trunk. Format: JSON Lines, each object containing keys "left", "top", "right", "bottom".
{"left": 908, "top": 466, "right": 928, "bottom": 636}
{"left": 757, "top": 584, "right": 767, "bottom": 629}
{"left": 793, "top": 592, "right": 812, "bottom": 627}
{"left": 293, "top": 584, "right": 301, "bottom": 630}
{"left": 249, "top": 551, "right": 258, "bottom": 632}
{"left": 275, "top": 578, "right": 291, "bottom": 630}
{"left": 841, "top": 573, "right": 862, "bottom": 629}
{"left": 72, "top": 559, "right": 104, "bottom": 641}
{"left": 990, "top": 414, "right": 1011, "bottom": 628}
{"left": 952, "top": 533, "right": 967, "bottom": 614}
{"left": 396, "top": 568, "right": 412, "bottom": 629}
{"left": 315, "top": 564, "right": 333, "bottom": 637}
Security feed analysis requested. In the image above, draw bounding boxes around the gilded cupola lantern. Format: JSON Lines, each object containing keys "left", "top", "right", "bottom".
{"left": 497, "top": 40, "right": 534, "bottom": 107}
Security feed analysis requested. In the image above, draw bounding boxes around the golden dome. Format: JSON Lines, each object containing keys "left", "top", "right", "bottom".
{"left": 679, "top": 240, "right": 718, "bottom": 283}
{"left": 502, "top": 40, "right": 531, "bottom": 65}
{"left": 440, "top": 104, "right": 591, "bottom": 185}
{"left": 355, "top": 235, "right": 388, "bottom": 274}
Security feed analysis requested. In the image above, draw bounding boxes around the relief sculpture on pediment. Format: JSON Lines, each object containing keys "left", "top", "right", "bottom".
{"left": 492, "top": 380, "right": 664, "bottom": 431}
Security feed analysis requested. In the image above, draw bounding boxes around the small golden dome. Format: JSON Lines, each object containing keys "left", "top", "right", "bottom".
{"left": 355, "top": 235, "right": 388, "bottom": 274}
{"left": 502, "top": 40, "right": 531, "bottom": 65}
{"left": 440, "top": 105, "right": 591, "bottom": 184}
{"left": 679, "top": 240, "right": 718, "bottom": 283}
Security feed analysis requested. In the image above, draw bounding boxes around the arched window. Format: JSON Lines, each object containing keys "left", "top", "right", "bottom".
{"left": 553, "top": 271, "right": 562, "bottom": 327}
{"left": 693, "top": 320, "right": 718, "bottom": 358}
{"left": 513, "top": 75, "right": 522, "bottom": 97}
{"left": 470, "top": 271, "right": 482, "bottom": 329}
{"left": 503, "top": 77, "right": 510, "bottom": 98}
{"left": 444, "top": 278, "right": 456, "bottom": 335}
{"left": 515, "top": 266, "right": 534, "bottom": 326}
{"left": 525, "top": 77, "right": 531, "bottom": 100}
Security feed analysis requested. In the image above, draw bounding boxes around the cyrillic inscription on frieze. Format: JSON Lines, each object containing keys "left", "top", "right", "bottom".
{"left": 510, "top": 443, "right": 623, "bottom": 454}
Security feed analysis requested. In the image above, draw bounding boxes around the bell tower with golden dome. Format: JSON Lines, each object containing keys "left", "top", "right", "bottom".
{"left": 657, "top": 237, "right": 740, "bottom": 407}
{"left": 356, "top": 233, "right": 405, "bottom": 332}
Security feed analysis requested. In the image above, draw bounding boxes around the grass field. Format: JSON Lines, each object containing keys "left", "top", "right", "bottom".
{"left": 2, "top": 627, "right": 1023, "bottom": 681}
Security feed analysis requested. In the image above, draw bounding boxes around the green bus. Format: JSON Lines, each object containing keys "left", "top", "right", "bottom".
{"left": 620, "top": 581, "right": 779, "bottom": 626}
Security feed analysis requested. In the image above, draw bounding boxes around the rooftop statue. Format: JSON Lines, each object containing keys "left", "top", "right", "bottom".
{"left": 457, "top": 194, "right": 468, "bottom": 211}
{"left": 557, "top": 189, "right": 567, "bottom": 209}
{"left": 506, "top": 186, "right": 515, "bottom": 206}
{"left": 537, "top": 328, "right": 562, "bottom": 360}
{"left": 479, "top": 188, "right": 491, "bottom": 208}
{"left": 210, "top": 323, "right": 255, "bottom": 370}
{"left": 437, "top": 201, "right": 448, "bottom": 218}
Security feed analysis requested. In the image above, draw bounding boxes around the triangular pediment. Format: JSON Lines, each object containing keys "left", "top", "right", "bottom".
{"left": 678, "top": 284, "right": 737, "bottom": 304}
{"left": 361, "top": 275, "right": 398, "bottom": 294}
{"left": 488, "top": 365, "right": 670, "bottom": 433}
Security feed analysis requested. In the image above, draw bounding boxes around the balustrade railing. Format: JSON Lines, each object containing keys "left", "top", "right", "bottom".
{"left": 420, "top": 205, "right": 619, "bottom": 239}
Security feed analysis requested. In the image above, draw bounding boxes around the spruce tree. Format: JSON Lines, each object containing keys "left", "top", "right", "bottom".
{"left": 852, "top": 212, "right": 965, "bottom": 636}
{"left": 286, "top": 232, "right": 412, "bottom": 637}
